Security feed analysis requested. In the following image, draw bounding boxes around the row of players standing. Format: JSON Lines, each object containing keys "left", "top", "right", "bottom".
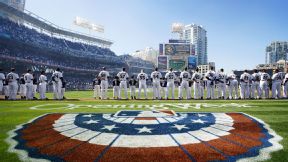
{"left": 0, "top": 68, "right": 65, "bottom": 100}
{"left": 93, "top": 67, "right": 288, "bottom": 100}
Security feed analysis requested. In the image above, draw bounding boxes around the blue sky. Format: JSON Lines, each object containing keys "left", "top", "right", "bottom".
{"left": 25, "top": 0, "right": 288, "bottom": 72}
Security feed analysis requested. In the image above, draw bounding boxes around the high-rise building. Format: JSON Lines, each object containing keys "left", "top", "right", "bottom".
{"left": 131, "top": 47, "right": 158, "bottom": 66}
{"left": 183, "top": 24, "right": 208, "bottom": 65}
{"left": 266, "top": 41, "right": 288, "bottom": 64}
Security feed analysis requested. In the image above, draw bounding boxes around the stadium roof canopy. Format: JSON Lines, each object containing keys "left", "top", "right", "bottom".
{"left": 0, "top": 2, "right": 113, "bottom": 47}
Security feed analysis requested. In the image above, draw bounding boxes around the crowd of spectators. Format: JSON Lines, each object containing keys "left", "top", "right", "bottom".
{"left": 0, "top": 16, "right": 128, "bottom": 90}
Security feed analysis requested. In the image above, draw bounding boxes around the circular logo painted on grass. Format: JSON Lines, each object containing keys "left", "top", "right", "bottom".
{"left": 7, "top": 110, "right": 283, "bottom": 162}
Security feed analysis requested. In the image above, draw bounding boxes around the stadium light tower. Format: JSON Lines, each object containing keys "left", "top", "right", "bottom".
{"left": 171, "top": 23, "right": 184, "bottom": 40}
{"left": 74, "top": 16, "right": 104, "bottom": 34}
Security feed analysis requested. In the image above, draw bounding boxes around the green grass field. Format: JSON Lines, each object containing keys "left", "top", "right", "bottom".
{"left": 0, "top": 90, "right": 288, "bottom": 162}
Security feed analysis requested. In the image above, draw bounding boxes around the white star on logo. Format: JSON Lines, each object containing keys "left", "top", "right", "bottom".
{"left": 101, "top": 124, "right": 118, "bottom": 131}
{"left": 197, "top": 114, "right": 207, "bottom": 117}
{"left": 171, "top": 124, "right": 189, "bottom": 131}
{"left": 135, "top": 126, "right": 153, "bottom": 133}
{"left": 83, "top": 119, "right": 99, "bottom": 124}
{"left": 83, "top": 114, "right": 93, "bottom": 118}
{"left": 191, "top": 119, "right": 206, "bottom": 124}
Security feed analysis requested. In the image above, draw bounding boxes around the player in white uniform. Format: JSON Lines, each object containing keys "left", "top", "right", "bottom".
{"left": 137, "top": 69, "right": 148, "bottom": 99}
{"left": 24, "top": 69, "right": 34, "bottom": 100}
{"left": 271, "top": 69, "right": 282, "bottom": 99}
{"left": 251, "top": 69, "right": 261, "bottom": 99}
{"left": 215, "top": 69, "right": 227, "bottom": 99}
{"left": 240, "top": 70, "right": 251, "bottom": 99}
{"left": 205, "top": 67, "right": 216, "bottom": 99}
{"left": 38, "top": 71, "right": 48, "bottom": 100}
{"left": 260, "top": 69, "right": 270, "bottom": 99}
{"left": 192, "top": 68, "right": 202, "bottom": 99}
{"left": 179, "top": 67, "right": 191, "bottom": 99}
{"left": 52, "top": 68, "right": 63, "bottom": 100}
{"left": 151, "top": 68, "right": 162, "bottom": 99}
{"left": 0, "top": 68, "right": 5, "bottom": 96}
{"left": 227, "top": 73, "right": 239, "bottom": 99}
{"left": 165, "top": 68, "right": 176, "bottom": 99}
{"left": 6, "top": 68, "right": 19, "bottom": 100}
{"left": 98, "top": 67, "right": 110, "bottom": 99}
{"left": 117, "top": 68, "right": 129, "bottom": 99}
{"left": 283, "top": 72, "right": 288, "bottom": 98}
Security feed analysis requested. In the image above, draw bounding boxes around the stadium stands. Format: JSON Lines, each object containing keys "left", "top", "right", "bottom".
{"left": 0, "top": 16, "right": 127, "bottom": 90}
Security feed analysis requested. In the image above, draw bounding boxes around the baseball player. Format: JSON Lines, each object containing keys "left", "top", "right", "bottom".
{"left": 32, "top": 74, "right": 38, "bottom": 99}
{"left": 3, "top": 74, "right": 9, "bottom": 100}
{"left": 271, "top": 69, "right": 282, "bottom": 99}
{"left": 0, "top": 68, "right": 5, "bottom": 97}
{"left": 60, "top": 80, "right": 66, "bottom": 100}
{"left": 24, "top": 69, "right": 34, "bottom": 100}
{"left": 151, "top": 67, "right": 162, "bottom": 99}
{"left": 179, "top": 67, "right": 191, "bottom": 99}
{"left": 192, "top": 68, "right": 202, "bottom": 99}
{"left": 227, "top": 73, "right": 239, "bottom": 100}
{"left": 6, "top": 68, "right": 19, "bottom": 100}
{"left": 283, "top": 72, "right": 288, "bottom": 98}
{"left": 98, "top": 67, "right": 109, "bottom": 99}
{"left": 160, "top": 77, "right": 167, "bottom": 99}
{"left": 117, "top": 68, "right": 129, "bottom": 99}
{"left": 165, "top": 68, "right": 176, "bottom": 99}
{"left": 19, "top": 74, "right": 26, "bottom": 99}
{"left": 251, "top": 69, "right": 261, "bottom": 99}
{"left": 205, "top": 67, "right": 216, "bottom": 99}
{"left": 51, "top": 68, "right": 63, "bottom": 100}
{"left": 240, "top": 70, "right": 251, "bottom": 99}
{"left": 112, "top": 76, "right": 120, "bottom": 99}
{"left": 260, "top": 69, "right": 270, "bottom": 99}
{"left": 129, "top": 76, "right": 137, "bottom": 99}
{"left": 137, "top": 69, "right": 148, "bottom": 99}
{"left": 93, "top": 77, "right": 101, "bottom": 99}
{"left": 38, "top": 71, "right": 48, "bottom": 100}
{"left": 215, "top": 68, "right": 227, "bottom": 99}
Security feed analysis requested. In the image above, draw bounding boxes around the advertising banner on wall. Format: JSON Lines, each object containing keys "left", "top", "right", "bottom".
{"left": 164, "top": 44, "right": 190, "bottom": 55}
{"left": 188, "top": 56, "right": 197, "bottom": 70}
{"left": 159, "top": 44, "right": 164, "bottom": 55}
{"left": 169, "top": 60, "right": 186, "bottom": 71}
{"left": 157, "top": 56, "right": 168, "bottom": 71}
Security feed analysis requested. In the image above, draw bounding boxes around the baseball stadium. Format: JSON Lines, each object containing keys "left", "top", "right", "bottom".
{"left": 0, "top": 1, "right": 288, "bottom": 162}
